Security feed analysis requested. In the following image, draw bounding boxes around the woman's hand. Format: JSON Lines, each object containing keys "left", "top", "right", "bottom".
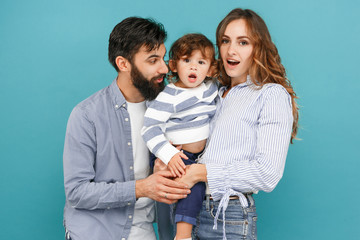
{"left": 175, "top": 164, "right": 207, "bottom": 188}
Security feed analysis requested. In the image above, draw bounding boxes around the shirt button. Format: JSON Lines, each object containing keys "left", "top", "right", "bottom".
{"left": 122, "top": 104, "right": 126, "bottom": 108}
{"left": 129, "top": 215, "right": 132, "bottom": 219}
{"left": 127, "top": 142, "right": 131, "bottom": 146}
{"left": 127, "top": 202, "right": 131, "bottom": 206}
{"left": 107, "top": 207, "right": 110, "bottom": 209}
{"left": 125, "top": 118, "right": 129, "bottom": 121}
{"left": 115, "top": 104, "right": 119, "bottom": 109}
{"left": 121, "top": 238, "right": 126, "bottom": 240}
{"left": 129, "top": 166, "right": 133, "bottom": 170}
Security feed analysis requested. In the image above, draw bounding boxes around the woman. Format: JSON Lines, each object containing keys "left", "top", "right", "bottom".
{"left": 177, "top": 8, "right": 299, "bottom": 240}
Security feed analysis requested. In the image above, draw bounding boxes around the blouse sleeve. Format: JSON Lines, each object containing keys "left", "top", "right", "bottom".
{"left": 206, "top": 85, "right": 293, "bottom": 201}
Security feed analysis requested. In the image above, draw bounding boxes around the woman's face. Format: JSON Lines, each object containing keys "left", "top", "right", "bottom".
{"left": 220, "top": 19, "right": 254, "bottom": 85}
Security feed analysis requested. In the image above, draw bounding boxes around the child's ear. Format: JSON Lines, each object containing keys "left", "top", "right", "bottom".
{"left": 115, "top": 56, "right": 130, "bottom": 72}
{"left": 207, "top": 64, "right": 216, "bottom": 77}
{"left": 169, "top": 60, "right": 177, "bottom": 72}
{"left": 207, "top": 60, "right": 219, "bottom": 78}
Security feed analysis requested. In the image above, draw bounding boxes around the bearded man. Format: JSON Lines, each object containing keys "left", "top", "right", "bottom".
{"left": 63, "top": 17, "right": 189, "bottom": 240}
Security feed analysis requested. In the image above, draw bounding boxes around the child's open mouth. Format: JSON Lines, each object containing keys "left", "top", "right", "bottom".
{"left": 188, "top": 73, "right": 197, "bottom": 82}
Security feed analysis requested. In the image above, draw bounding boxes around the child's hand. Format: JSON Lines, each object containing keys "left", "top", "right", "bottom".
{"left": 168, "top": 152, "right": 188, "bottom": 178}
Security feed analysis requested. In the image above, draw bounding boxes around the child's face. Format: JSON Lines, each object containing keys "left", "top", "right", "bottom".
{"left": 172, "top": 50, "right": 212, "bottom": 88}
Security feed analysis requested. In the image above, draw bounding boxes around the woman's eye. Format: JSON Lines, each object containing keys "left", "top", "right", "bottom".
{"left": 221, "top": 39, "right": 229, "bottom": 44}
{"left": 239, "top": 41, "right": 248, "bottom": 46}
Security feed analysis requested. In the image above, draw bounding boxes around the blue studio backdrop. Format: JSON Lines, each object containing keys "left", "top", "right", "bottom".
{"left": 1, "top": 0, "right": 359, "bottom": 239}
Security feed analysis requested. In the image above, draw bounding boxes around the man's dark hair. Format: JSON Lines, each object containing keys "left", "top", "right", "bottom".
{"left": 108, "top": 17, "right": 167, "bottom": 72}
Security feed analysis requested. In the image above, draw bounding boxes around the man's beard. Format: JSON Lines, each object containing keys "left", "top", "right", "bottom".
{"left": 130, "top": 64, "right": 165, "bottom": 101}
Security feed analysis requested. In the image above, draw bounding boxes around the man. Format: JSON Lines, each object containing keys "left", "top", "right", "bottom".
{"left": 63, "top": 17, "right": 189, "bottom": 240}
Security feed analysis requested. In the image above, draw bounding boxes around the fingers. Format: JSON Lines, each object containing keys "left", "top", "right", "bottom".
{"left": 179, "top": 151, "right": 188, "bottom": 160}
{"left": 156, "top": 171, "right": 190, "bottom": 190}
{"left": 177, "top": 156, "right": 187, "bottom": 170}
{"left": 156, "top": 190, "right": 187, "bottom": 204}
{"left": 170, "top": 161, "right": 183, "bottom": 178}
{"left": 170, "top": 168, "right": 176, "bottom": 178}
{"left": 175, "top": 145, "right": 183, "bottom": 150}
{"left": 175, "top": 161, "right": 185, "bottom": 177}
{"left": 157, "top": 196, "right": 177, "bottom": 204}
{"left": 173, "top": 166, "right": 182, "bottom": 178}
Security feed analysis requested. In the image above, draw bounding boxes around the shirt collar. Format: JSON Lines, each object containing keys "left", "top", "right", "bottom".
{"left": 219, "top": 75, "right": 253, "bottom": 96}
{"left": 109, "top": 78, "right": 127, "bottom": 110}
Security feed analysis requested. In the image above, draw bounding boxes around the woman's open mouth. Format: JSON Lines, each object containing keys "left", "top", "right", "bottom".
{"left": 227, "top": 59, "right": 240, "bottom": 66}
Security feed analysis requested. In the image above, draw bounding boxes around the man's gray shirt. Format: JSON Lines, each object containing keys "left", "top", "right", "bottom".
{"left": 63, "top": 79, "right": 141, "bottom": 240}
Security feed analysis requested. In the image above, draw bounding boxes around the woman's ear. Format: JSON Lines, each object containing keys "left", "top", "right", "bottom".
{"left": 168, "top": 60, "right": 177, "bottom": 72}
{"left": 115, "top": 56, "right": 130, "bottom": 72}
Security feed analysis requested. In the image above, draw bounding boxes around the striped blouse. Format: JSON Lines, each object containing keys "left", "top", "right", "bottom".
{"left": 200, "top": 75, "right": 293, "bottom": 205}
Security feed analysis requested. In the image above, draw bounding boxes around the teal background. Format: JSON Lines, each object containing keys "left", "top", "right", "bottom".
{"left": 1, "top": 0, "right": 359, "bottom": 239}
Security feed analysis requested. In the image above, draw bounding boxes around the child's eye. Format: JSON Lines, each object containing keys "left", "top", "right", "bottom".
{"left": 199, "top": 60, "right": 205, "bottom": 65}
{"left": 183, "top": 58, "right": 190, "bottom": 63}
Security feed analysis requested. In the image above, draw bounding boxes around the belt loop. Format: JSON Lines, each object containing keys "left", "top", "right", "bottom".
{"left": 65, "top": 229, "right": 71, "bottom": 240}
{"left": 205, "top": 194, "right": 210, "bottom": 211}
{"left": 247, "top": 194, "right": 255, "bottom": 207}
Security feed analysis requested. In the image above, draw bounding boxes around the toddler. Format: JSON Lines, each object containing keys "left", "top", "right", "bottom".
{"left": 141, "top": 33, "right": 218, "bottom": 240}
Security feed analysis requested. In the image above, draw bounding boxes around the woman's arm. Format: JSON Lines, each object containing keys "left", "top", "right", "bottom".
{"left": 206, "top": 86, "right": 293, "bottom": 200}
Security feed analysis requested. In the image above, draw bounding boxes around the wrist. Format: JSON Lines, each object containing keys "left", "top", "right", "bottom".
{"left": 135, "top": 179, "right": 145, "bottom": 198}
{"left": 194, "top": 164, "right": 207, "bottom": 182}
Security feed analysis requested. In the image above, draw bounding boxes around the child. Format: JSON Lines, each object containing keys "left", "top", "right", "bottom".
{"left": 141, "top": 33, "right": 218, "bottom": 240}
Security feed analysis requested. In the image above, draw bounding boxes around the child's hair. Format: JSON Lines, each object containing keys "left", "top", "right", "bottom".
{"left": 168, "top": 33, "right": 217, "bottom": 82}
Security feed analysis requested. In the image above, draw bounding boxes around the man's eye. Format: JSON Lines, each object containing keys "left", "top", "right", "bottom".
{"left": 150, "top": 59, "right": 157, "bottom": 64}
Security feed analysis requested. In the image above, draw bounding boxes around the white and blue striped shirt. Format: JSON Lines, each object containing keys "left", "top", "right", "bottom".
{"left": 141, "top": 81, "right": 218, "bottom": 164}
{"left": 200, "top": 75, "right": 293, "bottom": 202}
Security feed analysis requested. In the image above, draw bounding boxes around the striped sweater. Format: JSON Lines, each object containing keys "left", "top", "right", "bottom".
{"left": 141, "top": 81, "right": 218, "bottom": 164}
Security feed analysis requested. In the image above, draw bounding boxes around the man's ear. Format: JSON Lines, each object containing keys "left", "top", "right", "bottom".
{"left": 168, "top": 60, "right": 177, "bottom": 72}
{"left": 115, "top": 56, "right": 130, "bottom": 72}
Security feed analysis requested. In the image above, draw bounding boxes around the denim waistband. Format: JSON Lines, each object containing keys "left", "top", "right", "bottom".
{"left": 204, "top": 193, "right": 255, "bottom": 208}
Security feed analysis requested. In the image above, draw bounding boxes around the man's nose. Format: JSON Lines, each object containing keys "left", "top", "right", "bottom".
{"left": 159, "top": 60, "right": 168, "bottom": 74}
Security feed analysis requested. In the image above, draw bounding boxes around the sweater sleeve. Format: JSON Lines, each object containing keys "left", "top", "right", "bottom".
{"left": 141, "top": 97, "right": 180, "bottom": 165}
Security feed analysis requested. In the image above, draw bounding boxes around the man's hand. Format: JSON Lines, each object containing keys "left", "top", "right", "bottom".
{"left": 135, "top": 170, "right": 191, "bottom": 204}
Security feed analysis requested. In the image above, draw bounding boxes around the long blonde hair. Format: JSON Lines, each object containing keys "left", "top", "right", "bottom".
{"left": 216, "top": 8, "right": 299, "bottom": 143}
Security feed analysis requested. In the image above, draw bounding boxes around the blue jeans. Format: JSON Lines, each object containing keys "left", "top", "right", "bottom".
{"left": 193, "top": 195, "right": 257, "bottom": 240}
